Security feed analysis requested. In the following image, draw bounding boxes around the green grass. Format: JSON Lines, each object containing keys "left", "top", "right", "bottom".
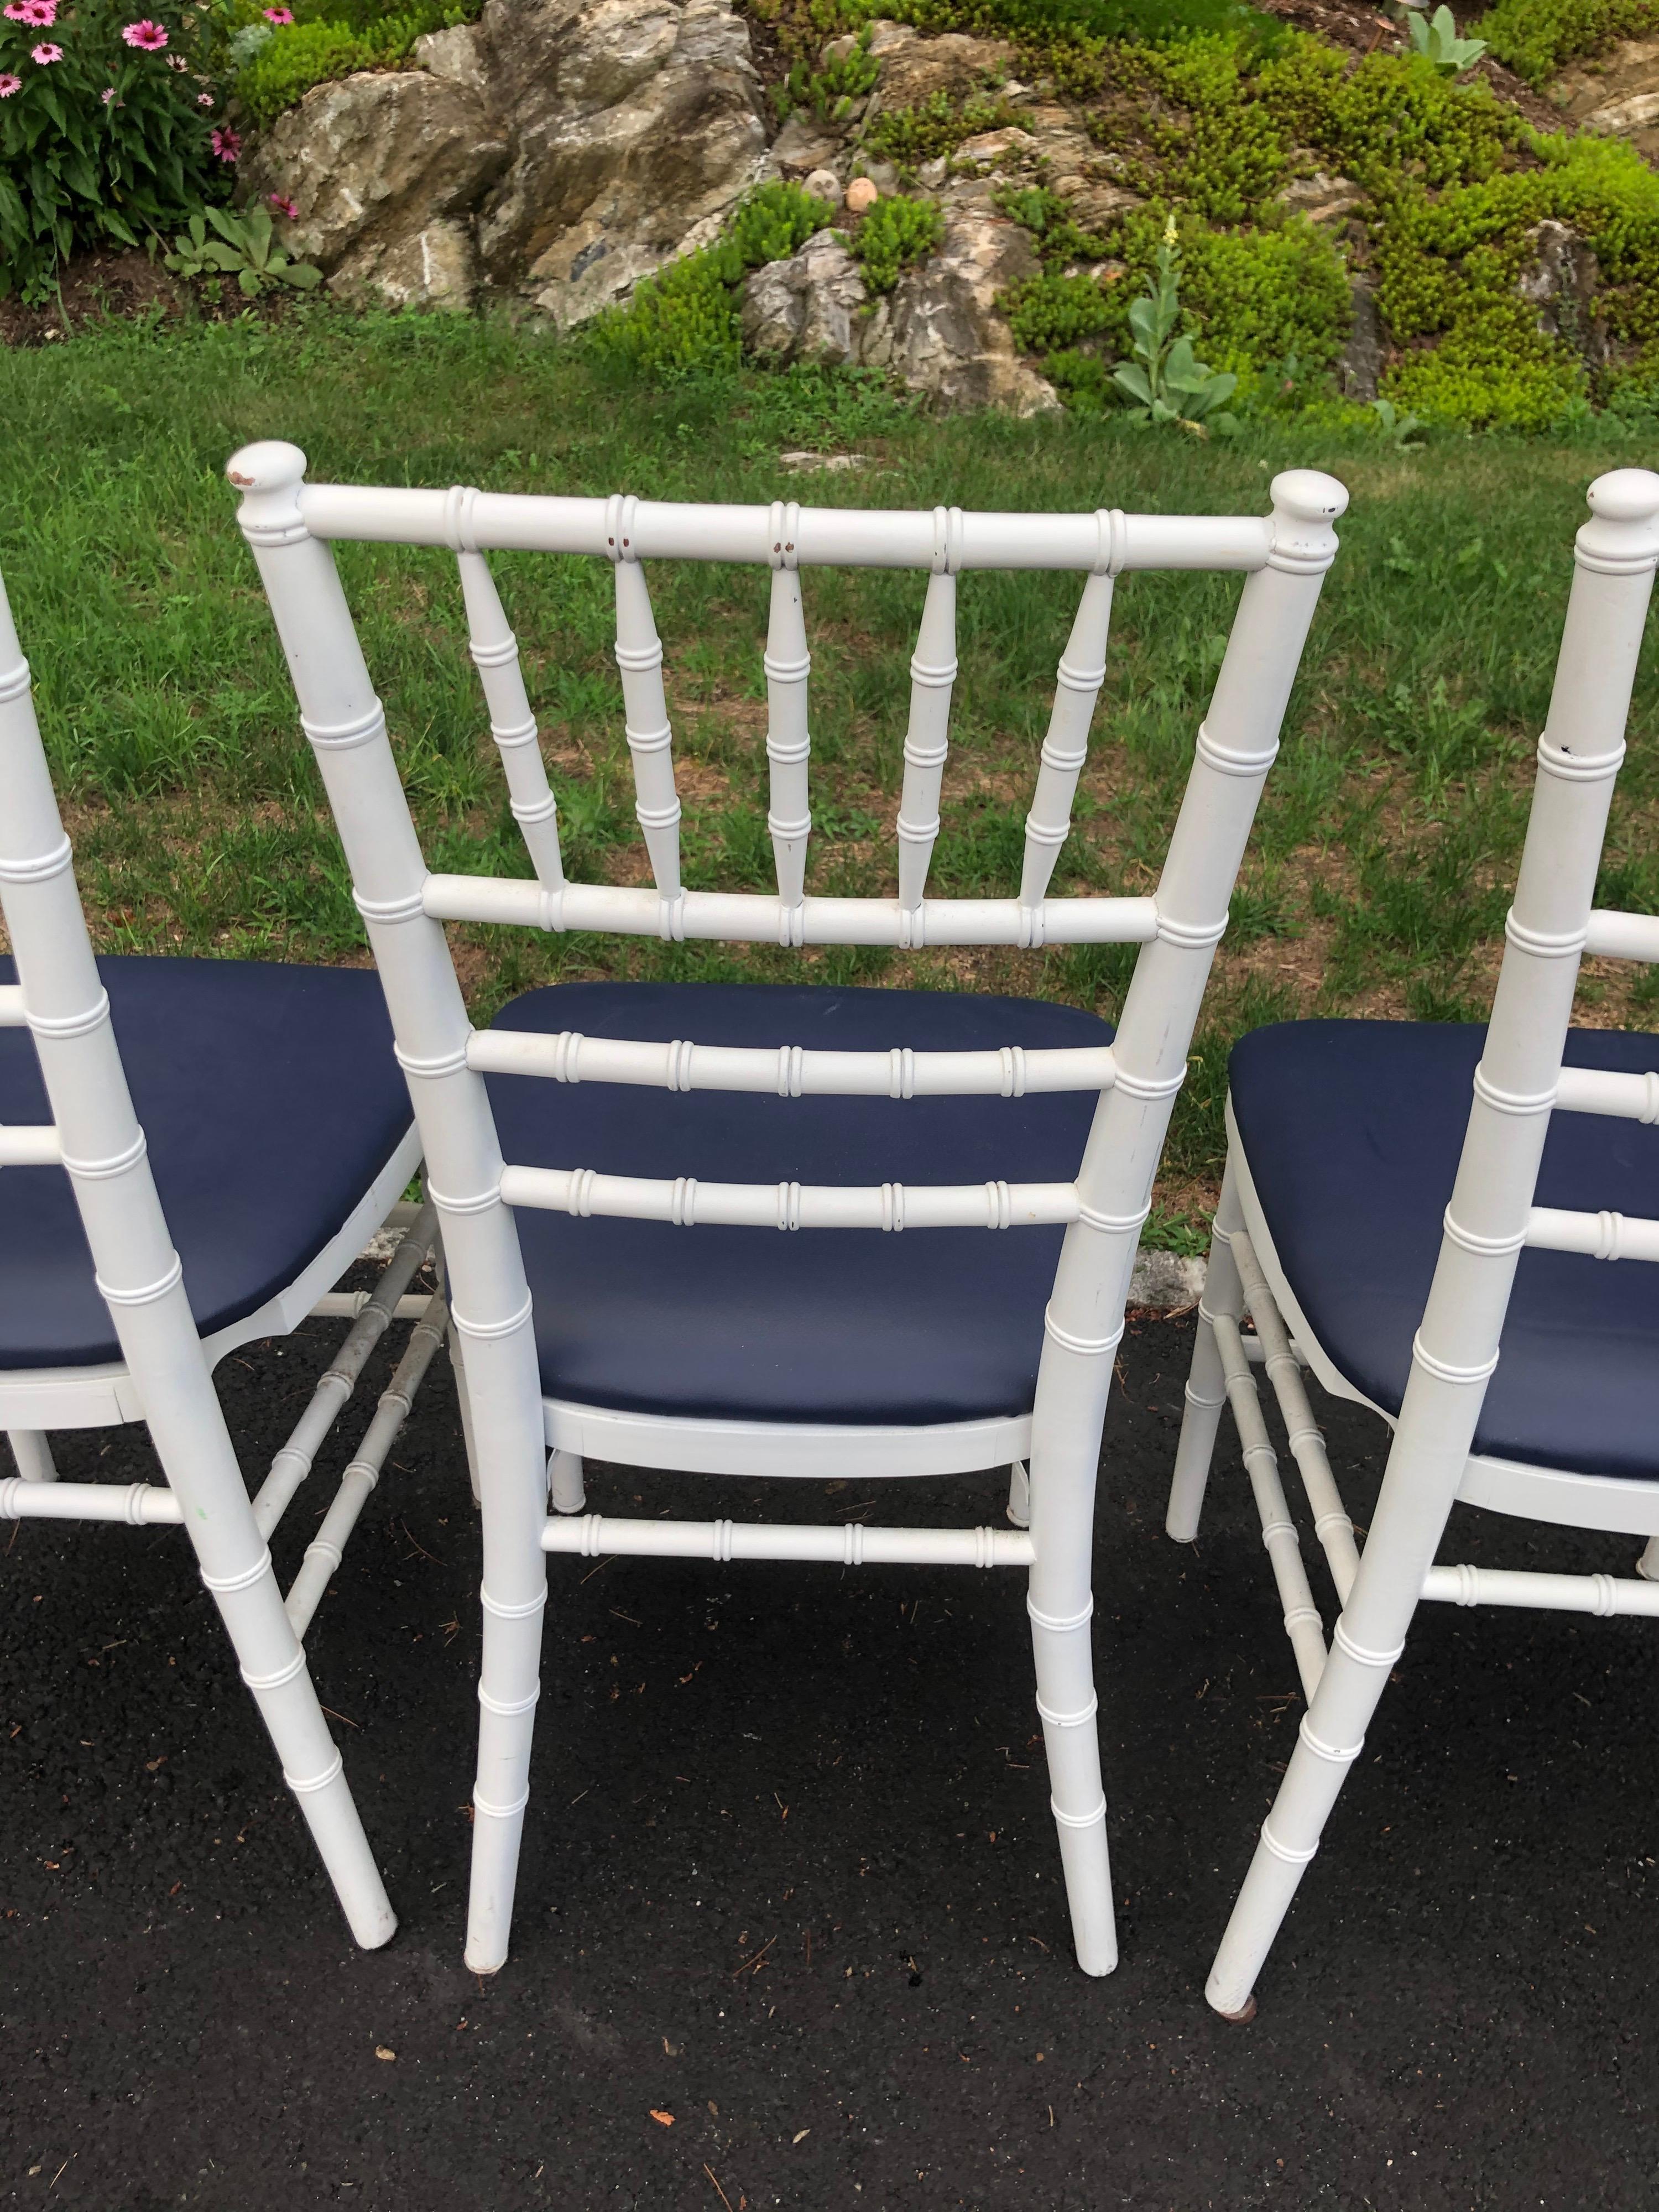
{"left": 3, "top": 307, "right": 1656, "bottom": 1241}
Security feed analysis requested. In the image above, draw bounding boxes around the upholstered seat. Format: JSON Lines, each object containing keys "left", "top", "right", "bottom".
{"left": 486, "top": 980, "right": 1113, "bottom": 1427}
{"left": 1229, "top": 1020, "right": 1659, "bottom": 1481}
{"left": 0, "top": 957, "right": 413, "bottom": 1368}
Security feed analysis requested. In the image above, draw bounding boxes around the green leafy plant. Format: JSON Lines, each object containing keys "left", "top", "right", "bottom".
{"left": 0, "top": 0, "right": 223, "bottom": 300}
{"left": 1404, "top": 3, "right": 1488, "bottom": 73}
{"left": 1370, "top": 395, "right": 1426, "bottom": 444}
{"left": 776, "top": 22, "right": 879, "bottom": 121}
{"left": 1110, "top": 226, "right": 1239, "bottom": 431}
{"left": 223, "top": 17, "right": 273, "bottom": 66}
{"left": 846, "top": 190, "right": 943, "bottom": 291}
{"left": 163, "top": 202, "right": 321, "bottom": 293}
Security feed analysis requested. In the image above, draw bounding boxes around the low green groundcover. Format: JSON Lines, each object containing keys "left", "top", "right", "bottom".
{"left": 603, "top": 4, "right": 1659, "bottom": 435}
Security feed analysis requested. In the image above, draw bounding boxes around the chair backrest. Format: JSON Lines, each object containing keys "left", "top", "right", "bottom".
{"left": 0, "top": 566, "right": 263, "bottom": 1546}
{"left": 1379, "top": 468, "right": 1659, "bottom": 1513}
{"left": 228, "top": 445, "right": 1344, "bottom": 1444}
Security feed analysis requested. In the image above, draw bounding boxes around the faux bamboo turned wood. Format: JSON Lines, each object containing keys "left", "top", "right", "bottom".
{"left": 232, "top": 440, "right": 1347, "bottom": 1980}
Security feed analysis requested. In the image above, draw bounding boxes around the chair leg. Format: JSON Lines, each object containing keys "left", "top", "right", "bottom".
{"left": 133, "top": 1306, "right": 395, "bottom": 1947}
{"left": 548, "top": 1448, "right": 586, "bottom": 1515}
{"left": 461, "top": 1314, "right": 552, "bottom": 1976}
{"left": 436, "top": 1230, "right": 487, "bottom": 1509}
{"left": 1167, "top": 1155, "right": 1244, "bottom": 1543}
{"left": 1027, "top": 1426, "right": 1116, "bottom": 1976}
{"left": 451, "top": 1336, "right": 484, "bottom": 1509}
{"left": 6, "top": 1430, "right": 57, "bottom": 1483}
{"left": 1005, "top": 1459, "right": 1030, "bottom": 1528}
{"left": 1204, "top": 1396, "right": 1464, "bottom": 2019}
{"left": 205, "top": 1563, "right": 398, "bottom": 1949}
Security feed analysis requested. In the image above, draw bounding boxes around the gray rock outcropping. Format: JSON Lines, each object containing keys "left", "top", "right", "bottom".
{"left": 740, "top": 212, "right": 1061, "bottom": 416}
{"left": 1550, "top": 36, "right": 1659, "bottom": 163}
{"left": 242, "top": 68, "right": 508, "bottom": 308}
{"left": 246, "top": 0, "right": 766, "bottom": 317}
{"left": 474, "top": 0, "right": 768, "bottom": 325}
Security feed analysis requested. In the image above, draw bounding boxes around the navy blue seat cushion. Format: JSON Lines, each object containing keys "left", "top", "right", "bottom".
{"left": 0, "top": 957, "right": 413, "bottom": 1369}
{"left": 1230, "top": 1021, "right": 1659, "bottom": 1481}
{"left": 485, "top": 982, "right": 1113, "bottom": 1426}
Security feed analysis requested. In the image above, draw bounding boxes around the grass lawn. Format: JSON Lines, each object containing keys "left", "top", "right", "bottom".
{"left": 5, "top": 306, "right": 1657, "bottom": 1240}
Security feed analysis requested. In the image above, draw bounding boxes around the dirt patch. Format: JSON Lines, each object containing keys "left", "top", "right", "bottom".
{"left": 0, "top": 244, "right": 312, "bottom": 347}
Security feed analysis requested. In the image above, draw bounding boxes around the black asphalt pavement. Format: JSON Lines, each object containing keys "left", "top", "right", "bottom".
{"left": 2, "top": 1310, "right": 1655, "bottom": 2209}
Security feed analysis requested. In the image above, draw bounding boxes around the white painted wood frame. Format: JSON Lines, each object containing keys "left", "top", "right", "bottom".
{"left": 0, "top": 566, "right": 438, "bottom": 1949}
{"left": 1166, "top": 468, "right": 1659, "bottom": 2018}
{"left": 229, "top": 441, "right": 1347, "bottom": 1978}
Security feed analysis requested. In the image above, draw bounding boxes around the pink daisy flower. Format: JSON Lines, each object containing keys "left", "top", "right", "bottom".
{"left": 262, "top": 7, "right": 293, "bottom": 20}
{"left": 101, "top": 84, "right": 117, "bottom": 100}
{"left": 210, "top": 124, "right": 239, "bottom": 161}
{"left": 121, "top": 18, "right": 168, "bottom": 46}
{"left": 4, "top": 1, "right": 58, "bottom": 26}
{"left": 29, "top": 39, "right": 61, "bottom": 60}
{"left": 0, "top": 70, "right": 20, "bottom": 93}
{"left": 165, "top": 49, "right": 186, "bottom": 66}
{"left": 267, "top": 192, "right": 298, "bottom": 218}
{"left": 195, "top": 87, "right": 211, "bottom": 103}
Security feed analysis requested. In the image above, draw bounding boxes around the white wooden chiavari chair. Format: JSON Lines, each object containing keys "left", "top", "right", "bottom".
{"left": 0, "top": 562, "right": 442, "bottom": 1948}
{"left": 230, "top": 440, "right": 1345, "bottom": 1975}
{"left": 1167, "top": 468, "right": 1659, "bottom": 2017}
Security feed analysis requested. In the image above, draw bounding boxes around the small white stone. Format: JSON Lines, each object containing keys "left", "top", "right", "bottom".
{"left": 778, "top": 451, "right": 870, "bottom": 472}
{"left": 802, "top": 167, "right": 842, "bottom": 205}
{"left": 844, "top": 176, "right": 879, "bottom": 214}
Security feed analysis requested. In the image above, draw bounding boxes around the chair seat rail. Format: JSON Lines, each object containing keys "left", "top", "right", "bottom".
{"left": 541, "top": 1514, "right": 1035, "bottom": 1567}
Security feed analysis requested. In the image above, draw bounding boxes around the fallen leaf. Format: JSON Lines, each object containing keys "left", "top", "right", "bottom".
{"left": 792, "top": 2128, "right": 811, "bottom": 2144}
{"left": 374, "top": 2046, "right": 397, "bottom": 2062}
{"left": 650, "top": 2109, "right": 675, "bottom": 2127}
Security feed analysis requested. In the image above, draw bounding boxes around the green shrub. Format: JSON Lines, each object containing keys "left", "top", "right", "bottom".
{"left": 847, "top": 190, "right": 943, "bottom": 290}
{"left": 591, "top": 249, "right": 742, "bottom": 379}
{"left": 1147, "top": 213, "right": 1350, "bottom": 381}
{"left": 232, "top": 0, "right": 477, "bottom": 126}
{"left": 591, "top": 179, "right": 834, "bottom": 380}
{"left": 1056, "top": 28, "right": 1659, "bottom": 427}
{"left": 776, "top": 21, "right": 878, "bottom": 121}
{"left": 726, "top": 178, "right": 834, "bottom": 266}
{"left": 1001, "top": 268, "right": 1110, "bottom": 351}
{"left": 862, "top": 88, "right": 1030, "bottom": 166}
{"left": 992, "top": 179, "right": 1109, "bottom": 266}
{"left": 880, "top": 0, "right": 1279, "bottom": 45}
{"left": 1475, "top": 0, "right": 1659, "bottom": 87}
{"left": 1040, "top": 346, "right": 1116, "bottom": 408}
{"left": 0, "top": 0, "right": 222, "bottom": 300}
